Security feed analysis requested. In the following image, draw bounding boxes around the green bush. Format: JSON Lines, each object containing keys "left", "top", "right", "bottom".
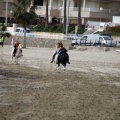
{"left": 77, "top": 27, "right": 85, "bottom": 34}
{"left": 49, "top": 25, "right": 58, "bottom": 32}
{"left": 55, "top": 26, "right": 63, "bottom": 33}
{"left": 68, "top": 26, "right": 75, "bottom": 33}
{"left": 31, "top": 24, "right": 85, "bottom": 34}
{"left": 108, "top": 26, "right": 120, "bottom": 36}
{"left": 31, "top": 25, "right": 45, "bottom": 31}
{"left": 43, "top": 26, "right": 51, "bottom": 32}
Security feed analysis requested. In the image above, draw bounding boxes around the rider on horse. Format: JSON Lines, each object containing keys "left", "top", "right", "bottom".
{"left": 57, "top": 43, "right": 70, "bottom": 64}
{"left": 51, "top": 42, "right": 70, "bottom": 64}
{"left": 13, "top": 41, "right": 23, "bottom": 57}
{"left": 50, "top": 42, "right": 61, "bottom": 63}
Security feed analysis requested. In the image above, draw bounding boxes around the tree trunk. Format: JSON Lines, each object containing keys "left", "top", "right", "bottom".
{"left": 23, "top": 28, "right": 26, "bottom": 48}
{"left": 45, "top": 0, "right": 49, "bottom": 27}
{"left": 63, "top": 0, "right": 67, "bottom": 29}
{"left": 78, "top": 0, "right": 81, "bottom": 28}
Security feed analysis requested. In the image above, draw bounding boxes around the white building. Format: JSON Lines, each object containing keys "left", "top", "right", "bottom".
{"left": 1, "top": 0, "right": 120, "bottom": 26}
{"left": 32, "top": 0, "right": 120, "bottom": 25}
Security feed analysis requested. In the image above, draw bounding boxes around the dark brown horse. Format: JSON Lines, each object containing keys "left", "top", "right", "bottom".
{"left": 57, "top": 52, "right": 68, "bottom": 71}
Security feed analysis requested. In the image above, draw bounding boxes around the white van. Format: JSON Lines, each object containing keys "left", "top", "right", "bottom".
{"left": 12, "top": 27, "right": 34, "bottom": 37}
{"left": 71, "top": 34, "right": 100, "bottom": 46}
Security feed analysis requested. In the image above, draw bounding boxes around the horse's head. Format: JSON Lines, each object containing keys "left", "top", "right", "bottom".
{"left": 18, "top": 44, "right": 22, "bottom": 49}
{"left": 59, "top": 52, "right": 66, "bottom": 59}
{"left": 59, "top": 52, "right": 67, "bottom": 66}
{"left": 15, "top": 45, "right": 22, "bottom": 58}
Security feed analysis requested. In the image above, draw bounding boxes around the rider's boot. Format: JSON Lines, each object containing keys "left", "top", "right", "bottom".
{"left": 50, "top": 59, "right": 54, "bottom": 63}
{"left": 67, "top": 61, "right": 70, "bottom": 64}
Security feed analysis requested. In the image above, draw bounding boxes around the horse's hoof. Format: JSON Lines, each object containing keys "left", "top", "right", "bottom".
{"left": 63, "top": 67, "right": 66, "bottom": 71}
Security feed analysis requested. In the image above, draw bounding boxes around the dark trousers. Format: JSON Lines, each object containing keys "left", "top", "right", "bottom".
{"left": 51, "top": 51, "right": 57, "bottom": 61}
{"left": 0, "top": 42, "right": 3, "bottom": 47}
{"left": 13, "top": 48, "right": 17, "bottom": 56}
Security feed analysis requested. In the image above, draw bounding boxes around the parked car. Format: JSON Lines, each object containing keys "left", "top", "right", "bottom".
{"left": 12, "top": 27, "right": 34, "bottom": 37}
{"left": 64, "top": 34, "right": 82, "bottom": 40}
{"left": 71, "top": 34, "right": 100, "bottom": 46}
{"left": 99, "top": 36, "right": 117, "bottom": 47}
{"left": 94, "top": 32, "right": 111, "bottom": 37}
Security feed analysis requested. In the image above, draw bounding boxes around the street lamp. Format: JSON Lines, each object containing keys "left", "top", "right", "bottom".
{"left": 10, "top": 10, "right": 13, "bottom": 16}
{"left": 66, "top": 0, "right": 70, "bottom": 35}
{"left": 5, "top": 0, "right": 8, "bottom": 27}
{"left": 100, "top": 7, "right": 103, "bottom": 23}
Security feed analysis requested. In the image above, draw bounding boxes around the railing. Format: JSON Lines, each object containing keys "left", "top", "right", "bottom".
{"left": 37, "top": 6, "right": 57, "bottom": 10}
{"left": 72, "top": 39, "right": 117, "bottom": 47}
{"left": 37, "top": 6, "right": 111, "bottom": 13}
{"left": 33, "top": 33, "right": 65, "bottom": 40}
{"left": 59, "top": 7, "right": 111, "bottom": 13}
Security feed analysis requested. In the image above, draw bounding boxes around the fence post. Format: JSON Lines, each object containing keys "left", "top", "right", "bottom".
{"left": 111, "top": 40, "right": 112, "bottom": 47}
{"left": 106, "top": 40, "right": 107, "bottom": 47}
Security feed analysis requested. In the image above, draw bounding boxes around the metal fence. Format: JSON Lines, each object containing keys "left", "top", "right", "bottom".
{"left": 72, "top": 39, "right": 118, "bottom": 47}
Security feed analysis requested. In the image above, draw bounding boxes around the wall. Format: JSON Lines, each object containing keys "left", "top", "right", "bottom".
{"left": 0, "top": 0, "right": 3, "bottom": 13}
{"left": 4, "top": 36, "right": 71, "bottom": 49}
{"left": 112, "top": 36, "right": 120, "bottom": 41}
{"left": 4, "top": 36, "right": 120, "bottom": 48}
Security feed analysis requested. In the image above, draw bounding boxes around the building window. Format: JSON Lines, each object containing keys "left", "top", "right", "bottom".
{"left": 34, "top": 0, "right": 43, "bottom": 6}
{"left": 60, "top": 0, "right": 63, "bottom": 7}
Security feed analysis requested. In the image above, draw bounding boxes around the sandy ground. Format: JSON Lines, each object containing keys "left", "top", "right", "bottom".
{"left": 0, "top": 45, "right": 120, "bottom": 120}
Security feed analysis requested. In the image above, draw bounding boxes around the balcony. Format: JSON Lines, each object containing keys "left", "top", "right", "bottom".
{"left": 35, "top": 6, "right": 111, "bottom": 22}
{"left": 59, "top": 7, "right": 111, "bottom": 19}
{"left": 3, "top": 0, "right": 15, "bottom": 3}
{"left": 35, "top": 6, "right": 59, "bottom": 17}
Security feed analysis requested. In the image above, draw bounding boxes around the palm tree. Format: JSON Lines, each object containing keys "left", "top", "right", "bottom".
{"left": 63, "top": 0, "right": 67, "bottom": 30}
{"left": 78, "top": 0, "right": 82, "bottom": 28}
{"left": 11, "top": 0, "right": 37, "bottom": 48}
{"left": 0, "top": 24, "right": 11, "bottom": 62}
{"left": 0, "top": 23, "right": 11, "bottom": 42}
{"left": 45, "top": 0, "right": 49, "bottom": 27}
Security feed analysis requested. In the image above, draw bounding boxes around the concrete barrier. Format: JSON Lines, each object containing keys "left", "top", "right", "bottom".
{"left": 4, "top": 36, "right": 71, "bottom": 48}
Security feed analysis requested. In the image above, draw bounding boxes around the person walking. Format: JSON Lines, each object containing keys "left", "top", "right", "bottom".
{"left": 0, "top": 36, "right": 4, "bottom": 47}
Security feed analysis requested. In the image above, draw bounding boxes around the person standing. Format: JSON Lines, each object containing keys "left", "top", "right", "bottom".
{"left": 0, "top": 36, "right": 4, "bottom": 47}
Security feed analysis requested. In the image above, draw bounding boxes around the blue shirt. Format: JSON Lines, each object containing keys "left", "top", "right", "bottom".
{"left": 57, "top": 48, "right": 67, "bottom": 55}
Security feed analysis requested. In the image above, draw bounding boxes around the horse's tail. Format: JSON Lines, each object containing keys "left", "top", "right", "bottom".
{"left": 11, "top": 48, "right": 14, "bottom": 58}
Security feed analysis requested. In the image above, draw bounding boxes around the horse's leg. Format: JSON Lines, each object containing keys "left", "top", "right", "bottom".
{"left": 15, "top": 57, "right": 17, "bottom": 63}
{"left": 62, "top": 64, "right": 66, "bottom": 71}
{"left": 16, "top": 58, "right": 18, "bottom": 64}
{"left": 15, "top": 57, "right": 18, "bottom": 65}
{"left": 57, "top": 63, "right": 60, "bottom": 70}
{"left": 63, "top": 66, "right": 66, "bottom": 71}
{"left": 62, "top": 61, "right": 66, "bottom": 71}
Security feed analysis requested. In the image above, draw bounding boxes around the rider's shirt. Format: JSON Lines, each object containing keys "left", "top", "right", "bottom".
{"left": 57, "top": 47, "right": 67, "bottom": 55}
{"left": 14, "top": 42, "right": 20, "bottom": 48}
